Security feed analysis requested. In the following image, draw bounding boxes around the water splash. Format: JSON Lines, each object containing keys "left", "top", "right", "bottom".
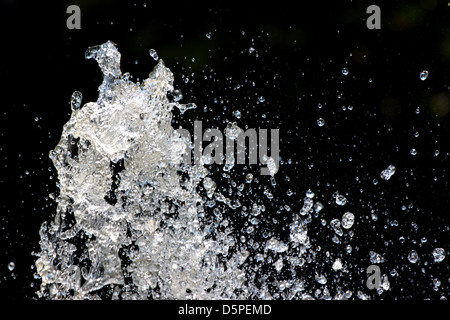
{"left": 35, "top": 41, "right": 250, "bottom": 299}
{"left": 33, "top": 41, "right": 387, "bottom": 300}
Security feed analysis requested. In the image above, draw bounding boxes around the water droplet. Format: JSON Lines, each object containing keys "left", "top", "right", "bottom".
{"left": 258, "top": 96, "right": 265, "bottom": 103}
{"left": 380, "top": 165, "right": 396, "bottom": 180}
{"left": 342, "top": 212, "right": 355, "bottom": 229}
{"left": 249, "top": 47, "right": 255, "bottom": 54}
{"left": 433, "top": 278, "right": 441, "bottom": 288}
{"left": 306, "top": 189, "right": 315, "bottom": 198}
{"left": 420, "top": 70, "right": 429, "bottom": 81}
{"left": 149, "top": 49, "right": 159, "bottom": 61}
{"left": 408, "top": 250, "right": 419, "bottom": 263}
{"left": 274, "top": 258, "right": 283, "bottom": 272}
{"left": 314, "top": 202, "right": 324, "bottom": 213}
{"left": 342, "top": 68, "right": 349, "bottom": 75}
{"left": 335, "top": 194, "right": 347, "bottom": 206}
{"left": 70, "top": 91, "right": 83, "bottom": 111}
{"left": 369, "top": 251, "right": 385, "bottom": 264}
{"left": 315, "top": 273, "right": 327, "bottom": 284}
{"left": 346, "top": 245, "right": 352, "bottom": 253}
{"left": 266, "top": 157, "right": 278, "bottom": 176}
{"left": 432, "top": 248, "right": 446, "bottom": 263}
{"left": 8, "top": 262, "right": 15, "bottom": 271}
{"left": 332, "top": 258, "right": 342, "bottom": 271}
{"left": 245, "top": 173, "right": 254, "bottom": 183}
{"left": 172, "top": 89, "right": 183, "bottom": 102}
{"left": 410, "top": 149, "right": 417, "bottom": 156}
{"left": 317, "top": 118, "right": 325, "bottom": 127}
{"left": 205, "top": 32, "right": 211, "bottom": 39}
{"left": 224, "top": 122, "right": 242, "bottom": 140}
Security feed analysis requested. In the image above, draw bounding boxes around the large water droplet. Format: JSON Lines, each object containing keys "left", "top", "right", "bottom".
{"left": 342, "top": 212, "right": 355, "bottom": 229}
{"left": 380, "top": 165, "right": 396, "bottom": 180}
{"left": 432, "top": 248, "right": 446, "bottom": 263}
{"left": 70, "top": 91, "right": 83, "bottom": 111}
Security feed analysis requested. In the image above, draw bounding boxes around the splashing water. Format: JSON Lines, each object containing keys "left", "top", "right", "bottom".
{"left": 33, "top": 41, "right": 396, "bottom": 300}
{"left": 35, "top": 41, "right": 249, "bottom": 299}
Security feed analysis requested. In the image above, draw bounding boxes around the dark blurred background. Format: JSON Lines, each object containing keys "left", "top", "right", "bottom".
{"left": 0, "top": 0, "right": 449, "bottom": 300}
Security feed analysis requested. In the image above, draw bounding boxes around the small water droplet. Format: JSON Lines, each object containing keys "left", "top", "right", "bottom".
{"left": 315, "top": 273, "right": 327, "bottom": 284}
{"left": 420, "top": 70, "right": 429, "bottom": 81}
{"left": 8, "top": 262, "right": 15, "bottom": 271}
{"left": 314, "top": 202, "right": 324, "bottom": 213}
{"left": 335, "top": 194, "right": 347, "bottom": 206}
{"left": 408, "top": 250, "right": 419, "bottom": 263}
{"left": 410, "top": 149, "right": 417, "bottom": 156}
{"left": 249, "top": 47, "right": 255, "bottom": 54}
{"left": 317, "top": 118, "right": 325, "bottom": 127}
{"left": 342, "top": 68, "right": 349, "bottom": 75}
{"left": 332, "top": 258, "right": 342, "bottom": 271}
{"left": 149, "top": 49, "right": 159, "bottom": 61}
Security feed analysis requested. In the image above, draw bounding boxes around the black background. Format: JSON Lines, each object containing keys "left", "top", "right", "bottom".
{"left": 0, "top": 0, "right": 449, "bottom": 300}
